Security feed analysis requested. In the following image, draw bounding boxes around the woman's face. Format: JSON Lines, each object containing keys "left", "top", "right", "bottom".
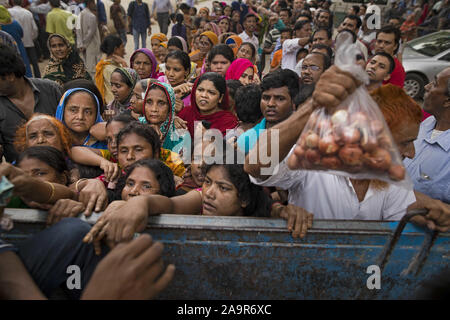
{"left": 202, "top": 166, "right": 245, "bottom": 216}
{"left": 237, "top": 44, "right": 254, "bottom": 62}
{"left": 199, "top": 10, "right": 208, "bottom": 18}
{"left": 132, "top": 53, "right": 153, "bottom": 79}
{"left": 26, "top": 119, "right": 63, "bottom": 152}
{"left": 232, "top": 11, "right": 240, "bottom": 22}
{"left": 204, "top": 23, "right": 214, "bottom": 33}
{"left": 118, "top": 133, "right": 155, "bottom": 169}
{"left": 114, "top": 43, "right": 126, "bottom": 58}
{"left": 106, "top": 120, "right": 126, "bottom": 158}
{"left": 110, "top": 72, "right": 132, "bottom": 103}
{"left": 63, "top": 92, "right": 97, "bottom": 134}
{"left": 129, "top": 82, "right": 145, "bottom": 114}
{"left": 195, "top": 79, "right": 222, "bottom": 115}
{"left": 224, "top": 7, "right": 232, "bottom": 16}
{"left": 49, "top": 36, "right": 69, "bottom": 60}
{"left": 165, "top": 57, "right": 188, "bottom": 87}
{"left": 218, "top": 19, "right": 230, "bottom": 33}
{"left": 239, "top": 67, "right": 254, "bottom": 85}
{"left": 199, "top": 36, "right": 212, "bottom": 54}
{"left": 144, "top": 87, "right": 170, "bottom": 126}
{"left": 151, "top": 39, "right": 161, "bottom": 54}
{"left": 18, "top": 157, "right": 66, "bottom": 184}
{"left": 190, "top": 162, "right": 205, "bottom": 186}
{"left": 121, "top": 166, "right": 161, "bottom": 201}
{"left": 210, "top": 54, "right": 231, "bottom": 76}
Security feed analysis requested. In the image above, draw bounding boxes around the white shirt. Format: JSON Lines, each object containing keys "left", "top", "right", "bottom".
{"left": 250, "top": 147, "right": 416, "bottom": 221}
{"left": 8, "top": 6, "right": 38, "bottom": 47}
{"left": 239, "top": 31, "right": 260, "bottom": 51}
{"left": 281, "top": 38, "right": 307, "bottom": 72}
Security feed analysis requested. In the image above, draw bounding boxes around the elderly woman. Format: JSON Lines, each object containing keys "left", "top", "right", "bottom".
{"left": 44, "top": 34, "right": 91, "bottom": 86}
{"left": 130, "top": 48, "right": 159, "bottom": 80}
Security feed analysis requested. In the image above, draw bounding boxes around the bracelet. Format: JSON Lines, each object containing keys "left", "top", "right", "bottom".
{"left": 75, "top": 178, "right": 88, "bottom": 193}
{"left": 45, "top": 181, "right": 55, "bottom": 203}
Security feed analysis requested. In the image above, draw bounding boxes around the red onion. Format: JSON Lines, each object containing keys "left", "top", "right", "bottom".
{"left": 338, "top": 144, "right": 363, "bottom": 166}
{"left": 362, "top": 147, "right": 392, "bottom": 171}
{"left": 388, "top": 164, "right": 406, "bottom": 181}
{"left": 318, "top": 135, "right": 340, "bottom": 155}
{"left": 321, "top": 156, "right": 342, "bottom": 170}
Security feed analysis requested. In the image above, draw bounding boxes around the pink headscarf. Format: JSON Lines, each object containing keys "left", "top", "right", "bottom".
{"left": 225, "top": 58, "right": 254, "bottom": 81}
{"left": 206, "top": 22, "right": 222, "bottom": 36}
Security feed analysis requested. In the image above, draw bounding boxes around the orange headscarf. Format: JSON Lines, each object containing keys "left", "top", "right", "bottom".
{"left": 200, "top": 31, "right": 219, "bottom": 46}
{"left": 225, "top": 35, "right": 243, "bottom": 56}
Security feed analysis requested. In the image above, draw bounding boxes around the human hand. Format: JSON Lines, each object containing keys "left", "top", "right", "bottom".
{"left": 99, "top": 159, "right": 120, "bottom": 183}
{"left": 174, "top": 116, "right": 188, "bottom": 130}
{"left": 275, "top": 204, "right": 314, "bottom": 238}
{"left": 77, "top": 179, "right": 108, "bottom": 216}
{"left": 0, "top": 163, "right": 33, "bottom": 196}
{"left": 81, "top": 234, "right": 175, "bottom": 300}
{"left": 174, "top": 82, "right": 193, "bottom": 97}
{"left": 46, "top": 199, "right": 85, "bottom": 226}
{"left": 409, "top": 195, "right": 450, "bottom": 232}
{"left": 298, "top": 37, "right": 310, "bottom": 47}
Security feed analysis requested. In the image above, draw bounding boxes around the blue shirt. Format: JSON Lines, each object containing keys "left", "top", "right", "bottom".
{"left": 128, "top": 1, "right": 150, "bottom": 33}
{"left": 237, "top": 118, "right": 266, "bottom": 155}
{"left": 404, "top": 116, "right": 450, "bottom": 203}
{"left": 97, "top": 0, "right": 107, "bottom": 24}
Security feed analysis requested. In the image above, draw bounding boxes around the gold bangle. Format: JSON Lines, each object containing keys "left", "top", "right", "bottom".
{"left": 75, "top": 178, "right": 88, "bottom": 193}
{"left": 45, "top": 181, "right": 55, "bottom": 203}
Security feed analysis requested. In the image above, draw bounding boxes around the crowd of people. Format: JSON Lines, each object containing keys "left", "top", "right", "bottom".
{"left": 0, "top": 0, "right": 449, "bottom": 300}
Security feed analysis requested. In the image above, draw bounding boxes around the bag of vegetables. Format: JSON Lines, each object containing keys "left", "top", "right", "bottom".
{"left": 288, "top": 31, "right": 412, "bottom": 187}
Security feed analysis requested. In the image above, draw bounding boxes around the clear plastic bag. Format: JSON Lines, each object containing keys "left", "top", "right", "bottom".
{"left": 289, "top": 32, "right": 412, "bottom": 188}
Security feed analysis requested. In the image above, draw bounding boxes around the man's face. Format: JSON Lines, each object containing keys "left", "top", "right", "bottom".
{"left": 280, "top": 31, "right": 292, "bottom": 45}
{"left": 338, "top": 17, "right": 358, "bottom": 33}
{"left": 260, "top": 86, "right": 294, "bottom": 125}
{"left": 301, "top": 54, "right": 325, "bottom": 85}
{"left": 388, "top": 18, "right": 401, "bottom": 28}
{"left": 280, "top": 10, "right": 290, "bottom": 25}
{"left": 316, "top": 11, "right": 330, "bottom": 28}
{"left": 312, "top": 29, "right": 331, "bottom": 46}
{"left": 375, "top": 32, "right": 398, "bottom": 56}
{"left": 295, "top": 23, "right": 312, "bottom": 38}
{"left": 423, "top": 68, "right": 450, "bottom": 115}
{"left": 0, "top": 74, "right": 15, "bottom": 96}
{"left": 244, "top": 16, "right": 257, "bottom": 34}
{"left": 365, "top": 55, "right": 391, "bottom": 83}
{"left": 293, "top": 0, "right": 305, "bottom": 10}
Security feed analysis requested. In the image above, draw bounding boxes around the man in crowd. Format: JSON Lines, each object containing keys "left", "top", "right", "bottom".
{"left": 281, "top": 20, "right": 311, "bottom": 71}
{"left": 337, "top": 14, "right": 368, "bottom": 60}
{"left": 374, "top": 25, "right": 405, "bottom": 88}
{"left": 300, "top": 52, "right": 330, "bottom": 86}
{"left": 237, "top": 69, "right": 299, "bottom": 154}
{"left": 239, "top": 13, "right": 260, "bottom": 53}
{"left": 311, "top": 27, "right": 332, "bottom": 47}
{"left": 314, "top": 9, "right": 332, "bottom": 30}
{"left": 151, "top": 0, "right": 173, "bottom": 35}
{"left": 46, "top": 0, "right": 75, "bottom": 44}
{"left": 270, "top": 28, "right": 292, "bottom": 72}
{"left": 110, "top": 0, "right": 128, "bottom": 45}
{"left": 0, "top": 44, "right": 61, "bottom": 162}
{"left": 365, "top": 52, "right": 395, "bottom": 92}
{"left": 128, "top": 0, "right": 151, "bottom": 51}
{"left": 8, "top": 0, "right": 40, "bottom": 78}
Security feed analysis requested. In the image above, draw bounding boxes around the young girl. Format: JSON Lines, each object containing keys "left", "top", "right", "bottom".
{"left": 207, "top": 44, "right": 235, "bottom": 77}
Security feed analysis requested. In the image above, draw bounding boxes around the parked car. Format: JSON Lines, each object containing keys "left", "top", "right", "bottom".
{"left": 403, "top": 30, "right": 450, "bottom": 99}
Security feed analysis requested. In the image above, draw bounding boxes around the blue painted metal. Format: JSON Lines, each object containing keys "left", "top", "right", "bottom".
{"left": 2, "top": 209, "right": 449, "bottom": 299}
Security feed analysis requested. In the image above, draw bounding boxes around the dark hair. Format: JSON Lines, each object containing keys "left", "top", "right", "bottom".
{"left": 203, "top": 147, "right": 272, "bottom": 217}
{"left": 226, "top": 79, "right": 243, "bottom": 102}
{"left": 67, "top": 162, "right": 103, "bottom": 179}
{"left": 179, "top": 3, "right": 190, "bottom": 11}
{"left": 190, "top": 6, "right": 197, "bottom": 14}
{"left": 16, "top": 146, "right": 68, "bottom": 176}
{"left": 297, "top": 13, "right": 312, "bottom": 23}
{"left": 12, "top": 0, "right": 23, "bottom": 6}
{"left": 296, "top": 47, "right": 308, "bottom": 60}
{"left": 118, "top": 159, "right": 176, "bottom": 198}
{"left": 351, "top": 5, "right": 360, "bottom": 15}
{"left": 344, "top": 14, "right": 362, "bottom": 29}
{"left": 194, "top": 17, "right": 208, "bottom": 29}
{"left": 280, "top": 7, "right": 292, "bottom": 17}
{"left": 112, "top": 68, "right": 134, "bottom": 88}
{"left": 0, "top": 44, "right": 26, "bottom": 78}
{"left": 307, "top": 52, "right": 331, "bottom": 71}
{"left": 371, "top": 52, "right": 396, "bottom": 74}
{"left": 49, "top": 0, "right": 60, "bottom": 7}
{"left": 63, "top": 79, "right": 105, "bottom": 115}
{"left": 360, "top": 4, "right": 367, "bottom": 9}
{"left": 208, "top": 44, "right": 235, "bottom": 64}
{"left": 280, "top": 28, "right": 293, "bottom": 37}
{"left": 165, "top": 50, "right": 191, "bottom": 72}
{"left": 239, "top": 42, "right": 256, "bottom": 59}
{"left": 167, "top": 37, "right": 183, "bottom": 51}
{"left": 197, "top": 72, "right": 227, "bottom": 97}
{"left": 261, "top": 69, "right": 300, "bottom": 101}
{"left": 311, "top": 43, "right": 333, "bottom": 59}
{"left": 243, "top": 13, "right": 257, "bottom": 23}
{"left": 116, "top": 122, "right": 161, "bottom": 157}
{"left": 293, "top": 20, "right": 310, "bottom": 31}
{"left": 294, "top": 83, "right": 315, "bottom": 108}
{"left": 235, "top": 84, "right": 262, "bottom": 124}
{"left": 313, "top": 27, "right": 332, "bottom": 41}
{"left": 100, "top": 35, "right": 123, "bottom": 55}
{"left": 376, "top": 25, "right": 401, "bottom": 55}
{"left": 106, "top": 113, "right": 136, "bottom": 127}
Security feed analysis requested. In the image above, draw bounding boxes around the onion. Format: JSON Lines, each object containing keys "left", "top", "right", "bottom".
{"left": 342, "top": 126, "right": 361, "bottom": 144}
{"left": 361, "top": 128, "right": 378, "bottom": 152}
{"left": 389, "top": 164, "right": 406, "bottom": 181}
{"left": 306, "top": 149, "right": 321, "bottom": 165}
{"left": 293, "top": 145, "right": 306, "bottom": 159}
{"left": 321, "top": 156, "right": 342, "bottom": 170}
{"left": 362, "top": 147, "right": 392, "bottom": 171}
{"left": 318, "top": 135, "right": 340, "bottom": 155}
{"left": 370, "top": 119, "right": 384, "bottom": 135}
{"left": 305, "top": 132, "right": 320, "bottom": 149}
{"left": 331, "top": 110, "right": 349, "bottom": 126}
{"left": 351, "top": 112, "right": 369, "bottom": 126}
{"left": 317, "top": 119, "right": 331, "bottom": 132}
{"left": 377, "top": 134, "right": 393, "bottom": 150}
{"left": 338, "top": 144, "right": 363, "bottom": 166}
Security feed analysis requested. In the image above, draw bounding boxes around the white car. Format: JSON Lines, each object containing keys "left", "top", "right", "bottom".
{"left": 403, "top": 30, "right": 450, "bottom": 99}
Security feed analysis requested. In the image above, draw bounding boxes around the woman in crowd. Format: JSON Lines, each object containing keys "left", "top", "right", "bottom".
{"left": 150, "top": 33, "right": 168, "bottom": 64}
{"left": 55, "top": 88, "right": 107, "bottom": 149}
{"left": 236, "top": 42, "right": 257, "bottom": 65}
{"left": 230, "top": 10, "right": 243, "bottom": 34}
{"left": 130, "top": 48, "right": 159, "bottom": 80}
{"left": 63, "top": 79, "right": 105, "bottom": 118}
{"left": 168, "top": 36, "right": 189, "bottom": 53}
{"left": 198, "top": 7, "right": 210, "bottom": 21}
{"left": 225, "top": 58, "right": 256, "bottom": 85}
{"left": 95, "top": 35, "right": 127, "bottom": 105}
{"left": 189, "top": 31, "right": 218, "bottom": 69}
{"left": 105, "top": 67, "right": 139, "bottom": 118}
{"left": 217, "top": 16, "right": 231, "bottom": 34}
{"left": 43, "top": 34, "right": 91, "bottom": 86}
{"left": 223, "top": 5, "right": 232, "bottom": 17}
{"left": 208, "top": 44, "right": 235, "bottom": 77}
{"left": 171, "top": 14, "right": 187, "bottom": 42}
{"left": 225, "top": 35, "right": 243, "bottom": 56}
{"left": 178, "top": 72, "right": 238, "bottom": 137}
{"left": 204, "top": 22, "right": 221, "bottom": 37}
{"left": 14, "top": 114, "right": 73, "bottom": 158}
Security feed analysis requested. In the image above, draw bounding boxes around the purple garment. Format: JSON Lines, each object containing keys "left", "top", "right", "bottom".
{"left": 130, "top": 48, "right": 159, "bottom": 79}
{"left": 171, "top": 24, "right": 187, "bottom": 42}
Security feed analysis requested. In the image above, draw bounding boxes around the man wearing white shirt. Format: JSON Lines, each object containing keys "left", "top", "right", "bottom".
{"left": 8, "top": 0, "right": 40, "bottom": 77}
{"left": 238, "top": 13, "right": 260, "bottom": 53}
{"left": 281, "top": 20, "right": 311, "bottom": 72}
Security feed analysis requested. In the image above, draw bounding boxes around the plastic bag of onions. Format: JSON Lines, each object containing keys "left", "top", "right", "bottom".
{"left": 288, "top": 31, "right": 412, "bottom": 188}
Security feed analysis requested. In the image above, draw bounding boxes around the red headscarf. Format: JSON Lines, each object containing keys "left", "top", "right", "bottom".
{"left": 178, "top": 74, "right": 238, "bottom": 137}
{"left": 225, "top": 58, "right": 254, "bottom": 81}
